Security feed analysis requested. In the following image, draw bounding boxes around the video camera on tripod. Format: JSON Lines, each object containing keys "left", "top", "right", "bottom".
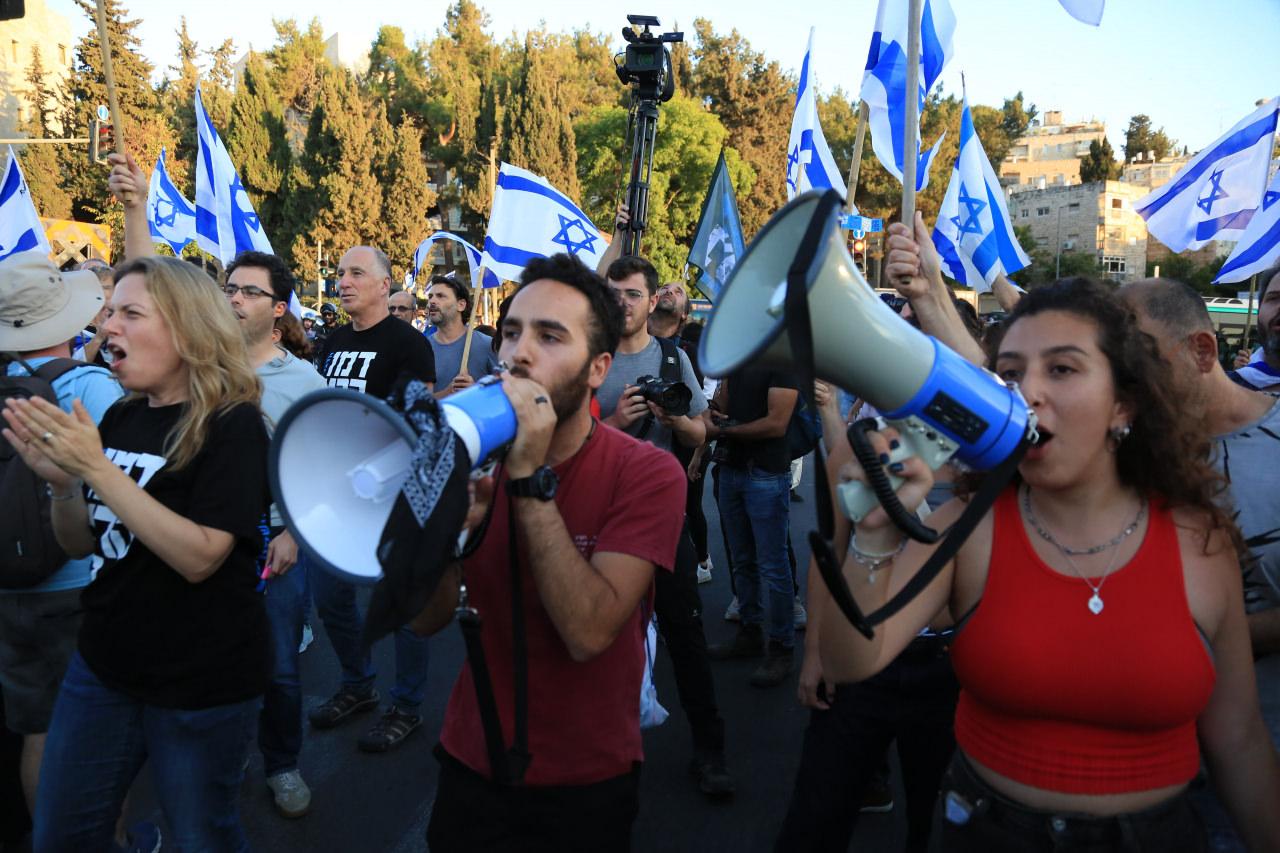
{"left": 614, "top": 14, "right": 683, "bottom": 257}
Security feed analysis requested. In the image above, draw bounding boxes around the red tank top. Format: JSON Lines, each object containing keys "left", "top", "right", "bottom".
{"left": 950, "top": 487, "right": 1215, "bottom": 795}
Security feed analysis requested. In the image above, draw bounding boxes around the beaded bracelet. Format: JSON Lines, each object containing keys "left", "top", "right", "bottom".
{"left": 46, "top": 483, "right": 79, "bottom": 502}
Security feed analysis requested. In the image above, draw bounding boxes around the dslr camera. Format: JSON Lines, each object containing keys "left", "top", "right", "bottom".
{"left": 634, "top": 375, "right": 692, "bottom": 417}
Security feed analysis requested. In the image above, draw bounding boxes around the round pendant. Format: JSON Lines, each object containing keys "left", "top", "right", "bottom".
{"left": 1088, "top": 594, "right": 1104, "bottom": 615}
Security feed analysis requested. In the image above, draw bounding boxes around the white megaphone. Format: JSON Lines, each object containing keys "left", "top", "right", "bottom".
{"left": 699, "top": 190, "right": 1034, "bottom": 523}
{"left": 269, "top": 377, "right": 517, "bottom": 584}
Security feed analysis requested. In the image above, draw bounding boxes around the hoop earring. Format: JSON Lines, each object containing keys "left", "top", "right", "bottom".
{"left": 1107, "top": 423, "right": 1131, "bottom": 451}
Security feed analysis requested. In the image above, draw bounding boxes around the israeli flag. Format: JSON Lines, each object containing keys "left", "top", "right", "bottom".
{"left": 0, "top": 147, "right": 52, "bottom": 263}
{"left": 786, "top": 28, "right": 844, "bottom": 201}
{"left": 1135, "top": 98, "right": 1278, "bottom": 253}
{"left": 195, "top": 84, "right": 273, "bottom": 266}
{"left": 413, "top": 232, "right": 501, "bottom": 288}
{"left": 480, "top": 163, "right": 604, "bottom": 282}
{"left": 860, "top": 0, "right": 956, "bottom": 191}
{"left": 147, "top": 148, "right": 197, "bottom": 256}
{"left": 1215, "top": 168, "right": 1280, "bottom": 284}
{"left": 932, "top": 99, "right": 1030, "bottom": 292}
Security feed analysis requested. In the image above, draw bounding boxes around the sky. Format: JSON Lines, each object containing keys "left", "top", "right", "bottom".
{"left": 47, "top": 0, "right": 1280, "bottom": 156}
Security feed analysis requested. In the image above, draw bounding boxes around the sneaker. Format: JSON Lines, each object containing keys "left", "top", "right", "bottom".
{"left": 696, "top": 558, "right": 713, "bottom": 585}
{"left": 358, "top": 706, "right": 423, "bottom": 753}
{"left": 298, "top": 621, "right": 314, "bottom": 654}
{"left": 723, "top": 595, "right": 741, "bottom": 622}
{"left": 121, "top": 821, "right": 162, "bottom": 853}
{"left": 793, "top": 596, "right": 808, "bottom": 630}
{"left": 858, "top": 778, "right": 895, "bottom": 813}
{"left": 308, "top": 686, "right": 379, "bottom": 729}
{"left": 707, "top": 623, "right": 764, "bottom": 660}
{"left": 266, "top": 769, "right": 312, "bottom": 819}
{"left": 688, "top": 749, "right": 736, "bottom": 799}
{"left": 749, "top": 640, "right": 793, "bottom": 688}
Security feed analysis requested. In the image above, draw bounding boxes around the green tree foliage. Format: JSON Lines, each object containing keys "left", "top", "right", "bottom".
{"left": 502, "top": 32, "right": 580, "bottom": 199}
{"left": 380, "top": 120, "right": 436, "bottom": 280}
{"left": 1122, "top": 114, "right": 1175, "bottom": 163}
{"left": 227, "top": 55, "right": 292, "bottom": 242}
{"left": 15, "top": 48, "right": 73, "bottom": 219}
{"left": 576, "top": 95, "right": 754, "bottom": 279}
{"left": 1145, "top": 254, "right": 1227, "bottom": 293}
{"left": 1079, "top": 137, "right": 1122, "bottom": 183}
{"left": 1000, "top": 91, "right": 1037, "bottom": 148}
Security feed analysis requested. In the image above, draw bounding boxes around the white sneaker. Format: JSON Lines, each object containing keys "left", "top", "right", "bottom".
{"left": 724, "top": 595, "right": 740, "bottom": 622}
{"left": 696, "top": 558, "right": 713, "bottom": 584}
{"left": 794, "top": 597, "right": 808, "bottom": 630}
{"left": 298, "top": 622, "right": 314, "bottom": 654}
{"left": 267, "top": 768, "right": 312, "bottom": 819}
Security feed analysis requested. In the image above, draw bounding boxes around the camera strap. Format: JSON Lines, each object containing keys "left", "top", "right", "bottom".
{"left": 630, "top": 336, "right": 684, "bottom": 442}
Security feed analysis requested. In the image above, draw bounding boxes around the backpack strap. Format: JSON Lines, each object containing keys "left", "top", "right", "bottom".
{"left": 656, "top": 336, "right": 683, "bottom": 384}
{"left": 28, "top": 358, "right": 87, "bottom": 385}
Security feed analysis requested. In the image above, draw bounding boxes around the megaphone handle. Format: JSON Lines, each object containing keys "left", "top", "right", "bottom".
{"left": 846, "top": 419, "right": 940, "bottom": 544}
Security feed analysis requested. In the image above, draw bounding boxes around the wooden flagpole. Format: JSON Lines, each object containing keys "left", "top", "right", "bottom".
{"left": 1242, "top": 274, "right": 1259, "bottom": 351}
{"left": 94, "top": 0, "right": 130, "bottom": 203}
{"left": 899, "top": 0, "right": 923, "bottom": 228}
{"left": 843, "top": 101, "right": 869, "bottom": 214}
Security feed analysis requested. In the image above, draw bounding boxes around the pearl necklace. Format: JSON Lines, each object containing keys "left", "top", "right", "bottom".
{"left": 1021, "top": 485, "right": 1146, "bottom": 615}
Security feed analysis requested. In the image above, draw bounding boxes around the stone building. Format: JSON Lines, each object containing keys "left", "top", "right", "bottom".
{"left": 0, "top": 0, "right": 73, "bottom": 137}
{"left": 1008, "top": 180, "right": 1149, "bottom": 282}
{"left": 999, "top": 110, "right": 1107, "bottom": 190}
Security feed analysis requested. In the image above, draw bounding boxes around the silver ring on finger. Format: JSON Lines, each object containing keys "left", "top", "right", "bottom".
{"left": 41, "top": 431, "right": 54, "bottom": 443}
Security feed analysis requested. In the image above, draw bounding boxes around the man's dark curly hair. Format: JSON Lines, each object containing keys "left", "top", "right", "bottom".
{"left": 225, "top": 251, "right": 295, "bottom": 305}
{"left": 605, "top": 255, "right": 659, "bottom": 296}
{"left": 517, "top": 253, "right": 624, "bottom": 358}
{"left": 976, "top": 276, "right": 1243, "bottom": 556}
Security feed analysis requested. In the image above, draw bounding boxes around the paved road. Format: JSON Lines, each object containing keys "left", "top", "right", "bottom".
{"left": 118, "top": 459, "right": 909, "bottom": 852}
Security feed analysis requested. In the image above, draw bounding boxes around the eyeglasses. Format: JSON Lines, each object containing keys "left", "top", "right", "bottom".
{"left": 223, "top": 284, "right": 275, "bottom": 300}
{"left": 389, "top": 305, "right": 415, "bottom": 314}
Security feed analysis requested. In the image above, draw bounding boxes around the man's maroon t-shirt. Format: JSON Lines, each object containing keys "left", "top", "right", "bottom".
{"left": 439, "top": 422, "right": 685, "bottom": 786}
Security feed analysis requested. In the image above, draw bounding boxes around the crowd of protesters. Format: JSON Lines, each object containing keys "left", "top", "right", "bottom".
{"left": 0, "top": 152, "right": 1277, "bottom": 853}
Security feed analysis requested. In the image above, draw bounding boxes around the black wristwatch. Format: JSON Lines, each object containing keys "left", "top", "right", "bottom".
{"left": 505, "top": 466, "right": 558, "bottom": 501}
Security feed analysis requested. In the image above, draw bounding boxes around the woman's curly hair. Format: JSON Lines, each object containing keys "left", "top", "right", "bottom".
{"left": 971, "top": 277, "right": 1243, "bottom": 556}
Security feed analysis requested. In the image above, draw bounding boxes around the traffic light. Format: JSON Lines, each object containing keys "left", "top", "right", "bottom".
{"left": 852, "top": 237, "right": 866, "bottom": 272}
{"left": 88, "top": 118, "right": 113, "bottom": 165}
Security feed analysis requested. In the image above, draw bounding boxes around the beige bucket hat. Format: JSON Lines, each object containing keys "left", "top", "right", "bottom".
{"left": 0, "top": 251, "right": 105, "bottom": 352}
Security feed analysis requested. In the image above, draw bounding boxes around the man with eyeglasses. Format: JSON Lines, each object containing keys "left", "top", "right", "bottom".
{"left": 311, "top": 245, "right": 436, "bottom": 756}
{"left": 222, "top": 251, "right": 326, "bottom": 819}
{"left": 387, "top": 289, "right": 417, "bottom": 323}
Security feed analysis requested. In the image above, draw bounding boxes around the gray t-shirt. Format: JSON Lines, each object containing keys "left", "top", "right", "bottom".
{"left": 597, "top": 337, "right": 708, "bottom": 453}
{"left": 430, "top": 330, "right": 499, "bottom": 389}
{"left": 1215, "top": 394, "right": 1280, "bottom": 613}
{"left": 257, "top": 347, "right": 326, "bottom": 527}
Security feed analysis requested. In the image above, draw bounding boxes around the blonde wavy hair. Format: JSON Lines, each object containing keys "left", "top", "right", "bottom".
{"left": 112, "top": 256, "right": 262, "bottom": 471}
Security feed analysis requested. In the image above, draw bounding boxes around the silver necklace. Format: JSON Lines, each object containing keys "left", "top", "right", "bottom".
{"left": 1021, "top": 485, "right": 1145, "bottom": 615}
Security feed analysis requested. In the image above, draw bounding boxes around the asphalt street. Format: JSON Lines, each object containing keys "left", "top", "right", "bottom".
{"left": 117, "top": 457, "right": 909, "bottom": 852}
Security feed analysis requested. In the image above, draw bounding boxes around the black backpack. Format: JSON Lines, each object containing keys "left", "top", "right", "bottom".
{"left": 0, "top": 358, "right": 84, "bottom": 589}
{"left": 785, "top": 391, "right": 824, "bottom": 461}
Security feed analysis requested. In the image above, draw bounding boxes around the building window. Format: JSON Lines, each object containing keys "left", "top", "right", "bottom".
{"left": 59, "top": 44, "right": 67, "bottom": 66}
{"left": 1102, "top": 255, "right": 1127, "bottom": 276}
{"left": 11, "top": 41, "right": 17, "bottom": 62}
{"left": 1111, "top": 198, "right": 1123, "bottom": 209}
{"left": 1036, "top": 206, "right": 1050, "bottom": 216}
{"left": 1021, "top": 209, "right": 1029, "bottom": 218}
{"left": 1067, "top": 202, "right": 1080, "bottom": 210}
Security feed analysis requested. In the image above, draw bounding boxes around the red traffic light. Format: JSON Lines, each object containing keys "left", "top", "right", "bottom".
{"left": 852, "top": 238, "right": 866, "bottom": 254}
{"left": 88, "top": 118, "right": 114, "bottom": 165}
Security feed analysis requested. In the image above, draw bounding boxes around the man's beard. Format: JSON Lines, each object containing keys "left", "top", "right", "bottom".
{"left": 653, "top": 300, "right": 678, "bottom": 319}
{"left": 509, "top": 358, "right": 593, "bottom": 423}
{"left": 1262, "top": 323, "right": 1280, "bottom": 359}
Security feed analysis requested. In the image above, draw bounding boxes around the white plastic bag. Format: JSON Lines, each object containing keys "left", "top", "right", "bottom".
{"left": 639, "top": 616, "right": 668, "bottom": 729}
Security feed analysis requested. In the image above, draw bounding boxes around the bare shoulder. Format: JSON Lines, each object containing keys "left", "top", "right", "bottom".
{"left": 941, "top": 495, "right": 996, "bottom": 618}
{"left": 1171, "top": 505, "right": 1240, "bottom": 639}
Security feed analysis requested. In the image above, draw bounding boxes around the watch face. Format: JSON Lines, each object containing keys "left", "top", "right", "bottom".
{"left": 536, "top": 467, "right": 558, "bottom": 498}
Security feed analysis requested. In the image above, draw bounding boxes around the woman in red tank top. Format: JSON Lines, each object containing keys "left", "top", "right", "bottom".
{"left": 818, "top": 278, "right": 1280, "bottom": 852}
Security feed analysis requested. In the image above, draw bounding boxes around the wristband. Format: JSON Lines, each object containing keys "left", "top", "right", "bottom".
{"left": 46, "top": 483, "right": 79, "bottom": 502}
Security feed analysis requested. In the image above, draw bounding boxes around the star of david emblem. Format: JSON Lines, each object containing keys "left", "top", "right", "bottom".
{"left": 550, "top": 214, "right": 597, "bottom": 256}
{"left": 1264, "top": 190, "right": 1279, "bottom": 212}
{"left": 152, "top": 197, "right": 177, "bottom": 230}
{"left": 230, "top": 175, "right": 261, "bottom": 231}
{"left": 786, "top": 145, "right": 801, "bottom": 193}
{"left": 950, "top": 183, "right": 987, "bottom": 236}
{"left": 1197, "top": 169, "right": 1228, "bottom": 215}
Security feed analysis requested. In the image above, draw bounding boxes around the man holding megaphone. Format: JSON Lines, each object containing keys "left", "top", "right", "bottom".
{"left": 413, "top": 254, "right": 689, "bottom": 852}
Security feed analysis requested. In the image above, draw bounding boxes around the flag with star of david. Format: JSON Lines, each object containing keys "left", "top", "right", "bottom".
{"left": 0, "top": 147, "right": 52, "bottom": 264}
{"left": 1135, "top": 98, "right": 1278, "bottom": 253}
{"left": 194, "top": 83, "right": 274, "bottom": 266}
{"left": 786, "top": 28, "right": 844, "bottom": 202}
{"left": 1215, "top": 167, "right": 1280, "bottom": 284}
{"left": 480, "top": 163, "right": 605, "bottom": 282}
{"left": 860, "top": 0, "right": 956, "bottom": 192}
{"left": 147, "top": 148, "right": 197, "bottom": 256}
{"left": 932, "top": 99, "right": 1029, "bottom": 291}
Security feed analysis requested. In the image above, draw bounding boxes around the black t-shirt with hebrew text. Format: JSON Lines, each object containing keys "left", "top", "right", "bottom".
{"left": 317, "top": 315, "right": 436, "bottom": 399}
{"left": 78, "top": 399, "right": 270, "bottom": 709}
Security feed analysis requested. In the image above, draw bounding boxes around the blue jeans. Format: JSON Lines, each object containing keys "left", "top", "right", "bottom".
{"left": 260, "top": 553, "right": 310, "bottom": 776}
{"left": 35, "top": 652, "right": 256, "bottom": 852}
{"left": 310, "top": 566, "right": 430, "bottom": 710}
{"left": 718, "top": 463, "right": 794, "bottom": 647}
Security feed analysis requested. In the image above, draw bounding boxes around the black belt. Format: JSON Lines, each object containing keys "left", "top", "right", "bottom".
{"left": 942, "top": 753, "right": 1198, "bottom": 849}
